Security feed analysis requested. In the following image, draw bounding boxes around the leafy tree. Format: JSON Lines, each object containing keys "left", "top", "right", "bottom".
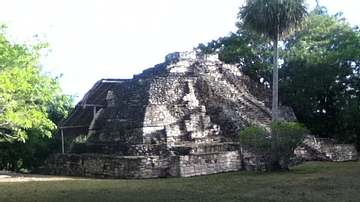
{"left": 337, "top": 98, "right": 360, "bottom": 149}
{"left": 279, "top": 6, "right": 360, "bottom": 138}
{"left": 0, "top": 24, "right": 71, "bottom": 142}
{"left": 0, "top": 99, "right": 75, "bottom": 172}
{"left": 0, "top": 24, "right": 75, "bottom": 172}
{"left": 238, "top": 0, "right": 308, "bottom": 121}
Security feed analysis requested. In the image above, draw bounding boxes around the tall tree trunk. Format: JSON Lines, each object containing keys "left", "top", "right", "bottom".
{"left": 270, "top": 38, "right": 282, "bottom": 171}
{"left": 272, "top": 39, "right": 279, "bottom": 122}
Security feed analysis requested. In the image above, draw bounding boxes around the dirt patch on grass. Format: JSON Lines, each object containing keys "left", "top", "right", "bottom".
{"left": 0, "top": 171, "right": 73, "bottom": 182}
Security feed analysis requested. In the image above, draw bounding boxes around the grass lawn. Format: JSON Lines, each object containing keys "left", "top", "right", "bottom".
{"left": 1, "top": 161, "right": 359, "bottom": 202}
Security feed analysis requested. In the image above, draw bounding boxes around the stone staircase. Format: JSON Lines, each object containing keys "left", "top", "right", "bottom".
{"left": 191, "top": 61, "right": 272, "bottom": 128}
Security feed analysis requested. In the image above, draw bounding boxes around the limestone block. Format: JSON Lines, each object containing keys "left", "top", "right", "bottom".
{"left": 106, "top": 90, "right": 116, "bottom": 107}
{"left": 142, "top": 126, "right": 165, "bottom": 144}
{"left": 144, "top": 105, "right": 176, "bottom": 126}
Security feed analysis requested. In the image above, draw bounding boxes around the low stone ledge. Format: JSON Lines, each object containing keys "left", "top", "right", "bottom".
{"left": 169, "top": 151, "right": 242, "bottom": 177}
{"left": 43, "top": 153, "right": 167, "bottom": 179}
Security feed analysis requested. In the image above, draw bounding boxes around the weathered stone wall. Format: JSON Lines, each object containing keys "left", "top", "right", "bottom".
{"left": 169, "top": 151, "right": 242, "bottom": 177}
{"left": 44, "top": 154, "right": 166, "bottom": 179}
{"left": 295, "top": 135, "right": 358, "bottom": 162}
{"left": 44, "top": 150, "right": 243, "bottom": 179}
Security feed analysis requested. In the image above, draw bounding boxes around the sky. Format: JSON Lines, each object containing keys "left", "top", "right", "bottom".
{"left": 0, "top": 0, "right": 359, "bottom": 103}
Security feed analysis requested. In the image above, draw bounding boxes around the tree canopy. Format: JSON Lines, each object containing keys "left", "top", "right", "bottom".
{"left": 238, "top": 0, "right": 307, "bottom": 41}
{"left": 0, "top": 24, "right": 73, "bottom": 142}
{"left": 279, "top": 6, "right": 360, "bottom": 137}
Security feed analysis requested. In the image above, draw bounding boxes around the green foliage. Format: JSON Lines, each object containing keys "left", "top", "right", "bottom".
{"left": 274, "top": 122, "right": 308, "bottom": 148}
{"left": 279, "top": 7, "right": 360, "bottom": 139}
{"left": 337, "top": 98, "right": 360, "bottom": 149}
{"left": 0, "top": 24, "right": 75, "bottom": 172}
{"left": 239, "top": 126, "right": 272, "bottom": 170}
{"left": 67, "top": 134, "right": 88, "bottom": 154}
{"left": 0, "top": 128, "right": 75, "bottom": 173}
{"left": 239, "top": 126, "right": 271, "bottom": 154}
{"left": 239, "top": 122, "right": 308, "bottom": 171}
{"left": 0, "top": 25, "right": 73, "bottom": 142}
{"left": 73, "top": 134, "right": 87, "bottom": 143}
{"left": 272, "top": 121, "right": 309, "bottom": 168}
{"left": 0, "top": 134, "right": 60, "bottom": 172}
{"left": 238, "top": 0, "right": 308, "bottom": 41}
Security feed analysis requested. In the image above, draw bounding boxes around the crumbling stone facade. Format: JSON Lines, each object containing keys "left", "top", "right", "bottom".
{"left": 45, "top": 52, "right": 297, "bottom": 179}
{"left": 295, "top": 135, "right": 358, "bottom": 162}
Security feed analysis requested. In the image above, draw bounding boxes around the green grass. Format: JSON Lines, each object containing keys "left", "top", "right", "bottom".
{"left": 1, "top": 161, "right": 360, "bottom": 202}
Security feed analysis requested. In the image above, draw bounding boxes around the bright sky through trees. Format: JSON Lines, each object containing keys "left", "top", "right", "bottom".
{"left": 0, "top": 0, "right": 358, "bottom": 102}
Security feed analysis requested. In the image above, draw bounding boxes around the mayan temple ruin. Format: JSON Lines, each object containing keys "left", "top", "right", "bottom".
{"left": 44, "top": 51, "right": 299, "bottom": 178}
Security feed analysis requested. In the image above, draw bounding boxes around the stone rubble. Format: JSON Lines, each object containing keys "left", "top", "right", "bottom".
{"left": 295, "top": 135, "right": 358, "bottom": 162}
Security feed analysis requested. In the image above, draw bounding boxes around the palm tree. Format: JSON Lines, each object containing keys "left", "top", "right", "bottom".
{"left": 238, "top": 0, "right": 307, "bottom": 121}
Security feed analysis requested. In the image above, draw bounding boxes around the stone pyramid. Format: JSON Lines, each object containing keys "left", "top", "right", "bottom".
{"left": 45, "top": 52, "right": 296, "bottom": 178}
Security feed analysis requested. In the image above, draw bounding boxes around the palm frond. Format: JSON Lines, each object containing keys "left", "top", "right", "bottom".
{"left": 238, "top": 0, "right": 308, "bottom": 41}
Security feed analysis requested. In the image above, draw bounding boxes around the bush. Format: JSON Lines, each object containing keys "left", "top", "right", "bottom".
{"left": 239, "top": 121, "right": 308, "bottom": 171}
{"left": 239, "top": 126, "right": 271, "bottom": 170}
{"left": 273, "top": 121, "right": 309, "bottom": 169}
{"left": 0, "top": 135, "right": 73, "bottom": 173}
